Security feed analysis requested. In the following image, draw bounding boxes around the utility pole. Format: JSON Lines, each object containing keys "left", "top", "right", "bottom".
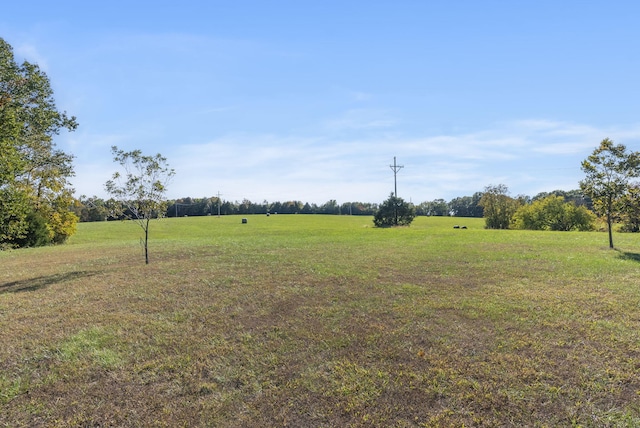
{"left": 389, "top": 156, "right": 404, "bottom": 197}
{"left": 389, "top": 156, "right": 404, "bottom": 225}
{"left": 216, "top": 191, "right": 222, "bottom": 217}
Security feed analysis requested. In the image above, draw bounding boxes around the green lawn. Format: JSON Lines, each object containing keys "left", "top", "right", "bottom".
{"left": 1, "top": 215, "right": 640, "bottom": 427}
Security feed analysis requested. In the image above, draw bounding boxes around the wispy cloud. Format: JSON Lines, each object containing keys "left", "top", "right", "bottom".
{"left": 7, "top": 1, "right": 640, "bottom": 208}
{"left": 13, "top": 42, "right": 49, "bottom": 70}
{"left": 67, "top": 118, "right": 640, "bottom": 204}
{"left": 323, "top": 109, "right": 398, "bottom": 131}
{"left": 350, "top": 91, "right": 373, "bottom": 101}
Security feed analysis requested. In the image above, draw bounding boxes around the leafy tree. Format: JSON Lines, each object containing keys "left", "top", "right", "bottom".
{"left": 341, "top": 201, "right": 377, "bottom": 215}
{"left": 220, "top": 200, "right": 237, "bottom": 215}
{"left": 14, "top": 211, "right": 50, "bottom": 248}
{"left": 512, "top": 195, "right": 595, "bottom": 231}
{"left": 373, "top": 193, "right": 416, "bottom": 227}
{"left": 237, "top": 199, "right": 252, "bottom": 214}
{"left": 0, "top": 37, "right": 78, "bottom": 248}
{"left": 479, "top": 184, "right": 521, "bottom": 229}
{"left": 448, "top": 192, "right": 484, "bottom": 217}
{"left": 416, "top": 199, "right": 449, "bottom": 216}
{"left": 619, "top": 184, "right": 640, "bottom": 233}
{"left": 269, "top": 201, "right": 282, "bottom": 214}
{"left": 448, "top": 196, "right": 472, "bottom": 217}
{"left": 318, "top": 199, "right": 340, "bottom": 215}
{"left": 580, "top": 138, "right": 640, "bottom": 248}
{"left": 470, "top": 191, "right": 485, "bottom": 217}
{"left": 283, "top": 201, "right": 303, "bottom": 214}
{"left": 301, "top": 202, "right": 315, "bottom": 214}
{"left": 0, "top": 188, "right": 30, "bottom": 248}
{"left": 72, "top": 196, "right": 109, "bottom": 222}
{"left": 532, "top": 189, "right": 593, "bottom": 211}
{"left": 105, "top": 146, "right": 175, "bottom": 264}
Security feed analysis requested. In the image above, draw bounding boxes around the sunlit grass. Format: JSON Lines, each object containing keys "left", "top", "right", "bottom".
{"left": 1, "top": 215, "right": 640, "bottom": 426}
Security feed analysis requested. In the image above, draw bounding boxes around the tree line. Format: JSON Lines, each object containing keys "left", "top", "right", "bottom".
{"left": 73, "top": 197, "right": 380, "bottom": 221}
{"left": 72, "top": 188, "right": 592, "bottom": 223}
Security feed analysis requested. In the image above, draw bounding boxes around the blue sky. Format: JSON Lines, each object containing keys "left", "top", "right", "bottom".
{"left": 3, "top": 1, "right": 640, "bottom": 204}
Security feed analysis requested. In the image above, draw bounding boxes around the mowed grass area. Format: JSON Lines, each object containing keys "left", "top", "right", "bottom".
{"left": 2, "top": 215, "right": 640, "bottom": 427}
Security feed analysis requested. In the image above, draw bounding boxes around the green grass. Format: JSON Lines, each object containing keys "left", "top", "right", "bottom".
{"left": 1, "top": 215, "right": 640, "bottom": 427}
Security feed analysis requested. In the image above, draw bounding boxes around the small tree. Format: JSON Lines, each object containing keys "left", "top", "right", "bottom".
{"left": 580, "top": 138, "right": 640, "bottom": 248}
{"left": 373, "top": 193, "right": 415, "bottom": 227}
{"left": 478, "top": 184, "right": 521, "bottom": 229}
{"left": 105, "top": 146, "right": 175, "bottom": 264}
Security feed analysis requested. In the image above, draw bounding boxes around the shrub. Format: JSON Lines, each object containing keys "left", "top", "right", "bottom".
{"left": 15, "top": 211, "right": 52, "bottom": 248}
{"left": 373, "top": 194, "right": 416, "bottom": 227}
{"left": 512, "top": 196, "right": 595, "bottom": 231}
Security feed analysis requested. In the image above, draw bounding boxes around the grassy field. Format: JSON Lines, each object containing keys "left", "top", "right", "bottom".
{"left": 1, "top": 214, "right": 640, "bottom": 427}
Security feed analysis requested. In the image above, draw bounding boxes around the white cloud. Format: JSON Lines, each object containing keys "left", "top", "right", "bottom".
{"left": 13, "top": 42, "right": 49, "bottom": 70}
{"left": 68, "top": 118, "right": 640, "bottom": 204}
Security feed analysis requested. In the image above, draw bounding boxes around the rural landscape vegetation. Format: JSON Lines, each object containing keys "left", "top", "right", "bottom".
{"left": 3, "top": 30, "right": 640, "bottom": 428}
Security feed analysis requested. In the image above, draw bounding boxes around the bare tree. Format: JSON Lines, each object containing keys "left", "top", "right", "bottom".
{"left": 105, "top": 146, "right": 175, "bottom": 264}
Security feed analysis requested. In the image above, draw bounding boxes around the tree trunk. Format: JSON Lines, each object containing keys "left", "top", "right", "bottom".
{"left": 144, "top": 218, "right": 150, "bottom": 264}
{"left": 607, "top": 211, "right": 614, "bottom": 249}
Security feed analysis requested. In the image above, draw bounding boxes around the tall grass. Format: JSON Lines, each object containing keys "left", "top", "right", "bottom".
{"left": 1, "top": 215, "right": 640, "bottom": 427}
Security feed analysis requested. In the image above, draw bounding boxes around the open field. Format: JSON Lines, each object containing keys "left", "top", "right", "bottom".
{"left": 2, "top": 215, "right": 640, "bottom": 427}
